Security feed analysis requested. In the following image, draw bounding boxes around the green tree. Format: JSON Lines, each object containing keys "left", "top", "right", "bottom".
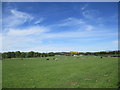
{"left": 15, "top": 51, "right": 21, "bottom": 58}
{"left": 27, "top": 51, "right": 35, "bottom": 57}
{"left": 48, "top": 52, "right": 54, "bottom": 56}
{"left": 21, "top": 52, "right": 26, "bottom": 58}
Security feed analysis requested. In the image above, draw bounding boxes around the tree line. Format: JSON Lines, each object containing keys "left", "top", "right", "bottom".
{"left": 0, "top": 50, "right": 119, "bottom": 59}
{"left": 1, "top": 51, "right": 54, "bottom": 59}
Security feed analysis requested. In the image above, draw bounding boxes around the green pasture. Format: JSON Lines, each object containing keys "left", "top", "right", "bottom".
{"left": 2, "top": 56, "right": 118, "bottom": 88}
{"left": 0, "top": 60, "right": 2, "bottom": 89}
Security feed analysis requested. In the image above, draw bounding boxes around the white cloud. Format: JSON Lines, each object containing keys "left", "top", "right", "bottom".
{"left": 54, "top": 17, "right": 94, "bottom": 32}
{"left": 80, "top": 4, "right": 100, "bottom": 20}
{"left": 34, "top": 18, "right": 44, "bottom": 24}
{"left": 3, "top": 36, "right": 38, "bottom": 51}
{"left": 3, "top": 9, "right": 34, "bottom": 28}
{"left": 85, "top": 25, "right": 94, "bottom": 31}
{"left": 2, "top": 26, "right": 117, "bottom": 52}
{"left": 7, "top": 26, "right": 48, "bottom": 36}
{"left": 112, "top": 40, "right": 119, "bottom": 45}
{"left": 2, "top": 5, "right": 117, "bottom": 52}
{"left": 82, "top": 10, "right": 100, "bottom": 19}
{"left": 81, "top": 4, "right": 88, "bottom": 11}
{"left": 43, "top": 29, "right": 117, "bottom": 39}
{"left": 13, "top": 40, "right": 118, "bottom": 52}
{"left": 3, "top": 25, "right": 49, "bottom": 51}
{"left": 20, "top": 45, "right": 88, "bottom": 52}
{"left": 57, "top": 17, "right": 85, "bottom": 27}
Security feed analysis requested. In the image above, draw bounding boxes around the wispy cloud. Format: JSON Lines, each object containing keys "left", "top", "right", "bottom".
{"left": 54, "top": 17, "right": 95, "bottom": 32}
{"left": 80, "top": 4, "right": 100, "bottom": 20}
{"left": 34, "top": 18, "right": 45, "bottom": 24}
{"left": 85, "top": 25, "right": 94, "bottom": 31}
{"left": 7, "top": 26, "right": 49, "bottom": 36}
{"left": 57, "top": 17, "right": 85, "bottom": 27}
{"left": 82, "top": 10, "right": 100, "bottom": 19}
{"left": 2, "top": 3, "right": 118, "bottom": 52}
{"left": 3, "top": 9, "right": 34, "bottom": 28}
{"left": 44, "top": 30, "right": 117, "bottom": 39}
{"left": 81, "top": 3, "right": 88, "bottom": 11}
{"left": 3, "top": 12, "right": 117, "bottom": 52}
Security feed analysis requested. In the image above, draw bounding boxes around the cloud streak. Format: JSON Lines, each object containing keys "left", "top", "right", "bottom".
{"left": 7, "top": 26, "right": 49, "bottom": 36}
{"left": 57, "top": 17, "right": 85, "bottom": 27}
{"left": 3, "top": 9, "right": 34, "bottom": 28}
{"left": 2, "top": 3, "right": 118, "bottom": 52}
{"left": 34, "top": 18, "right": 45, "bottom": 24}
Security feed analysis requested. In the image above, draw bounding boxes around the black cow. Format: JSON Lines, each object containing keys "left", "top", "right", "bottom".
{"left": 46, "top": 58, "right": 49, "bottom": 60}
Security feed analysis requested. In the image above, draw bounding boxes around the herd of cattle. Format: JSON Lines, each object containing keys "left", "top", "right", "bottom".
{"left": 46, "top": 58, "right": 57, "bottom": 61}
{"left": 45, "top": 56, "right": 106, "bottom": 61}
{"left": 19, "top": 55, "right": 118, "bottom": 61}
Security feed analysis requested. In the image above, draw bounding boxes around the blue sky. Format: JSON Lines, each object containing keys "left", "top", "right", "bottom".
{"left": 2, "top": 2, "right": 118, "bottom": 52}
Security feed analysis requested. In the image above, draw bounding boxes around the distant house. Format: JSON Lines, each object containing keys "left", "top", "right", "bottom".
{"left": 73, "top": 55, "right": 78, "bottom": 56}
{"left": 73, "top": 54, "right": 84, "bottom": 56}
{"left": 55, "top": 55, "right": 61, "bottom": 56}
{"left": 79, "top": 54, "right": 84, "bottom": 56}
{"left": 55, "top": 55, "right": 66, "bottom": 56}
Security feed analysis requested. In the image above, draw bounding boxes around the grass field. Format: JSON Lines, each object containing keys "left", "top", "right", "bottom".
{"left": 0, "top": 60, "right": 2, "bottom": 89}
{"left": 3, "top": 56, "right": 118, "bottom": 88}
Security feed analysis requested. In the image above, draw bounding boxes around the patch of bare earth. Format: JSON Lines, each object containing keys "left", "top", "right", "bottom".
{"left": 69, "top": 81, "right": 78, "bottom": 86}
{"left": 84, "top": 78, "right": 92, "bottom": 80}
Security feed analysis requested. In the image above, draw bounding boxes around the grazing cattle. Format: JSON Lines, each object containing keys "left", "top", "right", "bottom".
{"left": 46, "top": 58, "right": 49, "bottom": 60}
{"left": 100, "top": 57, "right": 102, "bottom": 59}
